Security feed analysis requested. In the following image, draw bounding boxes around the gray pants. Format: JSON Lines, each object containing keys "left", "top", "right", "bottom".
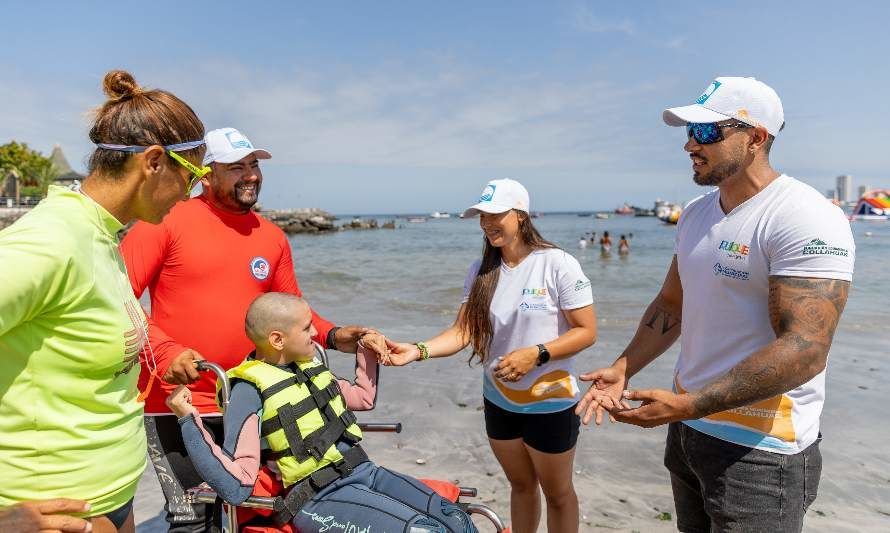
{"left": 664, "top": 422, "right": 821, "bottom": 533}
{"left": 293, "top": 461, "right": 478, "bottom": 533}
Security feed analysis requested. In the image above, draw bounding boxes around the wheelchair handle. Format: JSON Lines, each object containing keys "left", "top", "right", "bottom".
{"left": 196, "top": 360, "right": 230, "bottom": 409}
{"left": 357, "top": 422, "right": 402, "bottom": 433}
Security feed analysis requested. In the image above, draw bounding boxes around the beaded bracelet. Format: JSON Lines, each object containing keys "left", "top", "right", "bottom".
{"left": 415, "top": 341, "right": 430, "bottom": 361}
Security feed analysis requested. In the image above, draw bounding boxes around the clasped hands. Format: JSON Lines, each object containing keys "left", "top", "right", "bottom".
{"left": 575, "top": 365, "right": 698, "bottom": 428}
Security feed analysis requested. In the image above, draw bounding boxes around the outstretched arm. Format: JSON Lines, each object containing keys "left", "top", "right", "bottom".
{"left": 382, "top": 305, "right": 470, "bottom": 366}
{"left": 336, "top": 346, "right": 379, "bottom": 410}
{"left": 615, "top": 275, "right": 849, "bottom": 427}
{"left": 576, "top": 256, "right": 682, "bottom": 424}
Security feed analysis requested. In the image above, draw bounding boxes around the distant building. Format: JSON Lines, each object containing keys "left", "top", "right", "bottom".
{"left": 825, "top": 188, "right": 838, "bottom": 201}
{"left": 49, "top": 144, "right": 84, "bottom": 187}
{"left": 836, "top": 175, "right": 853, "bottom": 204}
{"left": 858, "top": 185, "right": 870, "bottom": 198}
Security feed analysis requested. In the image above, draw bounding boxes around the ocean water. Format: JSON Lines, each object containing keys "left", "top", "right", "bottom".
{"left": 288, "top": 213, "right": 890, "bottom": 530}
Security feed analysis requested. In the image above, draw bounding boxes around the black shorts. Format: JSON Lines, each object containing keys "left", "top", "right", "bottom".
{"left": 103, "top": 498, "right": 134, "bottom": 529}
{"left": 484, "top": 398, "right": 580, "bottom": 454}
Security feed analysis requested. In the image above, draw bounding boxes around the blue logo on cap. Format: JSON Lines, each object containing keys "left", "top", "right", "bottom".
{"left": 696, "top": 80, "right": 721, "bottom": 104}
{"left": 225, "top": 131, "right": 253, "bottom": 150}
{"left": 480, "top": 185, "right": 496, "bottom": 202}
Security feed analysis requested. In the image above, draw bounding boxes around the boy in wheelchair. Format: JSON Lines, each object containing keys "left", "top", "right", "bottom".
{"left": 166, "top": 292, "right": 477, "bottom": 532}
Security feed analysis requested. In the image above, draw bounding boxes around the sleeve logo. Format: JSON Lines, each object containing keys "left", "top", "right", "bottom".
{"left": 802, "top": 238, "right": 849, "bottom": 256}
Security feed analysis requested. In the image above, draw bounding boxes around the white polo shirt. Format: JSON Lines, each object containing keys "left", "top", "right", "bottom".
{"left": 675, "top": 175, "right": 855, "bottom": 454}
{"left": 462, "top": 248, "right": 594, "bottom": 414}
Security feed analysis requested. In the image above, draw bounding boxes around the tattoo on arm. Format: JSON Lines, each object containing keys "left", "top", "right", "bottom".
{"left": 692, "top": 276, "right": 849, "bottom": 418}
{"left": 644, "top": 296, "right": 681, "bottom": 335}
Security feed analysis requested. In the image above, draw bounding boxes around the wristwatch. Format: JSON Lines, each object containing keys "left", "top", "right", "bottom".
{"left": 536, "top": 344, "right": 551, "bottom": 366}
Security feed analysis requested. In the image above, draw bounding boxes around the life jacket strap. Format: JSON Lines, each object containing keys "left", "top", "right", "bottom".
{"left": 271, "top": 445, "right": 369, "bottom": 526}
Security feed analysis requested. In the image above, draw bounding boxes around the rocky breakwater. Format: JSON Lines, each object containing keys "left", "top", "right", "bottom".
{"left": 263, "top": 208, "right": 395, "bottom": 234}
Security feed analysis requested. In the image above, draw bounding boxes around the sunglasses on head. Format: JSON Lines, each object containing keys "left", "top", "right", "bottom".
{"left": 686, "top": 121, "right": 752, "bottom": 145}
{"left": 95, "top": 139, "right": 211, "bottom": 194}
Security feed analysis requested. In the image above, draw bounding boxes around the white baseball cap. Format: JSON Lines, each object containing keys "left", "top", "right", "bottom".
{"left": 202, "top": 127, "right": 272, "bottom": 165}
{"left": 462, "top": 178, "right": 530, "bottom": 218}
{"left": 663, "top": 77, "right": 785, "bottom": 136}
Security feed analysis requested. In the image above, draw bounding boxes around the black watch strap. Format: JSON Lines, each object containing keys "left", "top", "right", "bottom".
{"left": 326, "top": 327, "right": 341, "bottom": 351}
{"left": 536, "top": 343, "right": 550, "bottom": 366}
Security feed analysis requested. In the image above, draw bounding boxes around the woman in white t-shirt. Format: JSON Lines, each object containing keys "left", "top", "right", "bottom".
{"left": 385, "top": 179, "right": 597, "bottom": 532}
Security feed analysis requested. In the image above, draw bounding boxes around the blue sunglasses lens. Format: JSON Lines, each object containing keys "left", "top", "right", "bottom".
{"left": 686, "top": 123, "right": 721, "bottom": 144}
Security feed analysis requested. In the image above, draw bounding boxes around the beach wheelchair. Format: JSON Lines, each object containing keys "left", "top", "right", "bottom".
{"left": 187, "top": 351, "right": 509, "bottom": 532}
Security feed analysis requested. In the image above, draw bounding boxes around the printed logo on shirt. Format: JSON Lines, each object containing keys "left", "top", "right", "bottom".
{"left": 522, "top": 288, "right": 548, "bottom": 297}
{"left": 713, "top": 262, "right": 749, "bottom": 280}
{"left": 480, "top": 185, "right": 496, "bottom": 202}
{"left": 519, "top": 301, "right": 549, "bottom": 311}
{"left": 116, "top": 299, "right": 147, "bottom": 378}
{"left": 574, "top": 279, "right": 591, "bottom": 291}
{"left": 802, "top": 238, "right": 849, "bottom": 257}
{"left": 718, "top": 240, "right": 750, "bottom": 260}
{"left": 250, "top": 256, "right": 271, "bottom": 280}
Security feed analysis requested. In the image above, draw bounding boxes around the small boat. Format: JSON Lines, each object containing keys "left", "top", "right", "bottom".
{"left": 430, "top": 211, "right": 451, "bottom": 219}
{"left": 577, "top": 212, "right": 592, "bottom": 217}
{"left": 595, "top": 213, "right": 609, "bottom": 219}
{"left": 850, "top": 190, "right": 890, "bottom": 221}
{"left": 614, "top": 203, "right": 634, "bottom": 215}
{"left": 406, "top": 217, "right": 427, "bottom": 223}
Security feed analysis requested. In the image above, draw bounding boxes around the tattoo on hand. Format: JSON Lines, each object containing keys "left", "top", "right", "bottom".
{"left": 693, "top": 276, "right": 849, "bottom": 418}
{"left": 644, "top": 296, "right": 681, "bottom": 335}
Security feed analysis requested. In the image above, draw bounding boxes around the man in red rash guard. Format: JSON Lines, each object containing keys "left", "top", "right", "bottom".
{"left": 121, "top": 127, "right": 380, "bottom": 533}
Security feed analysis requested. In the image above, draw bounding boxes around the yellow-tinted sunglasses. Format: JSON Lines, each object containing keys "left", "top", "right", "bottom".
{"left": 167, "top": 150, "right": 212, "bottom": 193}
{"left": 95, "top": 139, "right": 211, "bottom": 194}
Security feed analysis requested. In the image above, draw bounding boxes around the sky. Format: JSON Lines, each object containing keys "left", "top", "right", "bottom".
{"left": 2, "top": 1, "right": 888, "bottom": 214}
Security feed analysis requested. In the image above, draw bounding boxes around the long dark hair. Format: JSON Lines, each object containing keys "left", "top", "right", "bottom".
{"left": 459, "top": 211, "right": 557, "bottom": 364}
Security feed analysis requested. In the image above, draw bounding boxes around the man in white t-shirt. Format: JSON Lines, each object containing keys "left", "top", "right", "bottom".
{"left": 576, "top": 77, "right": 854, "bottom": 532}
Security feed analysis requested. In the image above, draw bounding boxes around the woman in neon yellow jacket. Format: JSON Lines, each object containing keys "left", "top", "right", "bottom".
{"left": 0, "top": 70, "right": 205, "bottom": 533}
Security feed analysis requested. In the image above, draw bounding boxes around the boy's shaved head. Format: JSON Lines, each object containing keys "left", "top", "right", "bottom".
{"left": 245, "top": 293, "right": 309, "bottom": 344}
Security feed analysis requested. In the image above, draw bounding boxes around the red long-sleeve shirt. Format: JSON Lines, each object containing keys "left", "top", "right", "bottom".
{"left": 121, "top": 196, "right": 335, "bottom": 415}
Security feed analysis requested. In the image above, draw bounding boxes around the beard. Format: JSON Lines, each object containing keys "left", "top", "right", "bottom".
{"left": 227, "top": 181, "right": 261, "bottom": 210}
{"left": 693, "top": 148, "right": 746, "bottom": 186}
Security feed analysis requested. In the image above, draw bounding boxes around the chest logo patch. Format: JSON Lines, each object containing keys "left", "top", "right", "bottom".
{"left": 250, "top": 256, "right": 271, "bottom": 280}
{"left": 713, "top": 262, "right": 749, "bottom": 281}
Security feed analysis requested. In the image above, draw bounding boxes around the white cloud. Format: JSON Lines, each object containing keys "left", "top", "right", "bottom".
{"left": 571, "top": 4, "right": 635, "bottom": 36}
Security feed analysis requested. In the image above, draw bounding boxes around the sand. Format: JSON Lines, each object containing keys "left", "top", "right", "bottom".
{"left": 134, "top": 333, "right": 890, "bottom": 532}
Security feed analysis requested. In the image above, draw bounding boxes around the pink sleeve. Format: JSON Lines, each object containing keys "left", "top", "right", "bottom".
{"left": 336, "top": 346, "right": 378, "bottom": 411}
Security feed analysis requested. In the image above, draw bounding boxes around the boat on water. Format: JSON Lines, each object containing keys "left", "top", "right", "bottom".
{"left": 430, "top": 211, "right": 451, "bottom": 219}
{"left": 614, "top": 203, "right": 634, "bottom": 215}
{"left": 595, "top": 213, "right": 609, "bottom": 219}
{"left": 657, "top": 204, "right": 683, "bottom": 225}
{"left": 406, "top": 216, "right": 427, "bottom": 223}
{"left": 577, "top": 212, "right": 592, "bottom": 217}
{"left": 850, "top": 190, "right": 890, "bottom": 221}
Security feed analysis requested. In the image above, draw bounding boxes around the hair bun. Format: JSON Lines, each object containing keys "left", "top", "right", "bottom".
{"left": 102, "top": 70, "right": 142, "bottom": 101}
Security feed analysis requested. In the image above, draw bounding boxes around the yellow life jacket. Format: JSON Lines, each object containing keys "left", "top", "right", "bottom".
{"left": 224, "top": 356, "right": 363, "bottom": 488}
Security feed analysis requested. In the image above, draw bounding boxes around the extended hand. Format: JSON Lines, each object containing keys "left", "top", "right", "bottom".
{"left": 334, "top": 325, "right": 378, "bottom": 353}
{"left": 576, "top": 365, "right": 629, "bottom": 426}
{"left": 0, "top": 499, "right": 92, "bottom": 532}
{"left": 381, "top": 339, "right": 421, "bottom": 366}
{"left": 163, "top": 349, "right": 204, "bottom": 385}
{"left": 610, "top": 389, "right": 697, "bottom": 428}
{"left": 494, "top": 346, "right": 538, "bottom": 382}
{"left": 358, "top": 332, "right": 390, "bottom": 360}
{"left": 165, "top": 385, "right": 198, "bottom": 418}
